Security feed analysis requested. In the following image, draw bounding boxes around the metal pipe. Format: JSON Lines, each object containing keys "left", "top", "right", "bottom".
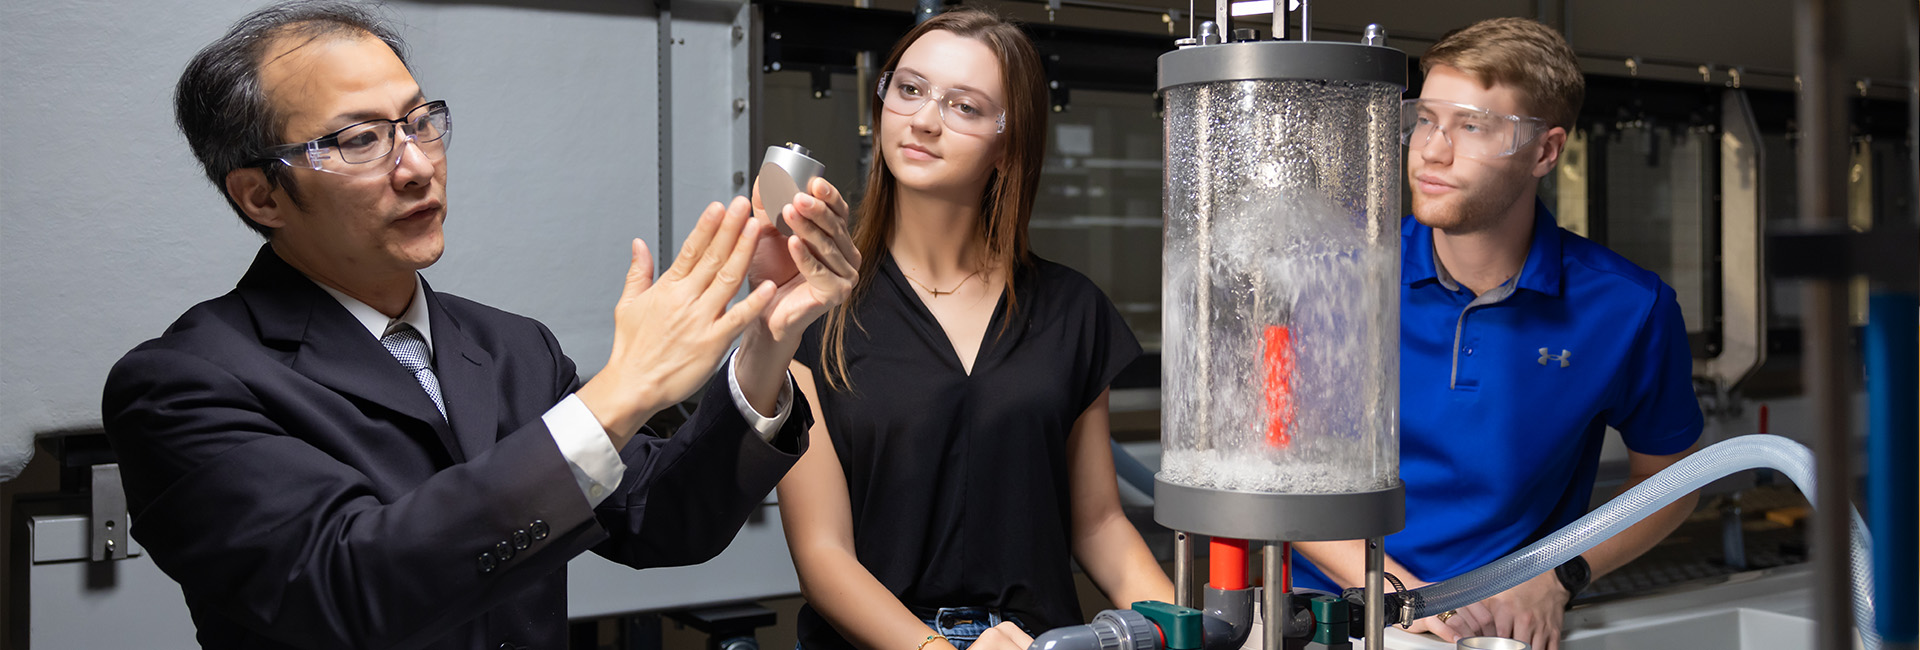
{"left": 1272, "top": 0, "right": 1285, "bottom": 41}
{"left": 1176, "top": 531, "right": 1196, "bottom": 608}
{"left": 1792, "top": 1, "right": 1856, "bottom": 648}
{"left": 1214, "top": 0, "right": 1230, "bottom": 44}
{"left": 854, "top": 0, "right": 872, "bottom": 139}
{"left": 1875, "top": 11, "right": 1920, "bottom": 650}
{"left": 1264, "top": 543, "right": 1285, "bottom": 650}
{"left": 1365, "top": 537, "right": 1385, "bottom": 649}
{"left": 1866, "top": 292, "right": 1918, "bottom": 649}
{"left": 1881, "top": 6, "right": 1920, "bottom": 650}
{"left": 1298, "top": 0, "right": 1310, "bottom": 41}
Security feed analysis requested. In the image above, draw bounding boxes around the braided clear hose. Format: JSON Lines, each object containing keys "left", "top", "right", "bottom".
{"left": 1405, "top": 434, "right": 1878, "bottom": 650}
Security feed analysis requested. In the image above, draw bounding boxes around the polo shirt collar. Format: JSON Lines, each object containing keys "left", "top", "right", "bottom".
{"left": 1403, "top": 198, "right": 1564, "bottom": 298}
{"left": 1514, "top": 198, "right": 1565, "bottom": 297}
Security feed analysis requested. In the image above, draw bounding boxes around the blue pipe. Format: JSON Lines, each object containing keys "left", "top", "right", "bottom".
{"left": 1865, "top": 291, "right": 1917, "bottom": 644}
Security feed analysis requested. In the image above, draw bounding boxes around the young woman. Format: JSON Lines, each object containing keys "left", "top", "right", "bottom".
{"left": 765, "top": 9, "right": 1173, "bottom": 650}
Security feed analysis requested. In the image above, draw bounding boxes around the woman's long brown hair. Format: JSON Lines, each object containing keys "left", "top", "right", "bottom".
{"left": 819, "top": 7, "right": 1049, "bottom": 391}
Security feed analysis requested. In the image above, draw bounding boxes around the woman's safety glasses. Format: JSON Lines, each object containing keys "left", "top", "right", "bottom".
{"left": 877, "top": 71, "right": 1006, "bottom": 135}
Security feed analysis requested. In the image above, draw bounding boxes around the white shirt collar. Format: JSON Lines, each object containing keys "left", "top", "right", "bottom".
{"left": 315, "top": 276, "right": 434, "bottom": 354}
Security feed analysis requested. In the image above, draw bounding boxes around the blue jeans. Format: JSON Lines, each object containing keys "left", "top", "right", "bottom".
{"left": 924, "top": 607, "right": 1014, "bottom": 650}
{"left": 795, "top": 607, "right": 1019, "bottom": 650}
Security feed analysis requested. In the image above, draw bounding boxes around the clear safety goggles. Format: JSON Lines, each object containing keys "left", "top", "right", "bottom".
{"left": 258, "top": 100, "right": 451, "bottom": 177}
{"left": 877, "top": 71, "right": 1006, "bottom": 135}
{"left": 1400, "top": 98, "right": 1549, "bottom": 160}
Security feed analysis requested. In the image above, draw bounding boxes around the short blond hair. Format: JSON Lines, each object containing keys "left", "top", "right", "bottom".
{"left": 1421, "top": 17, "right": 1583, "bottom": 130}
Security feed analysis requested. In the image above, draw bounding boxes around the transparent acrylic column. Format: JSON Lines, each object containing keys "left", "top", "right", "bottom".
{"left": 1159, "top": 79, "right": 1402, "bottom": 494}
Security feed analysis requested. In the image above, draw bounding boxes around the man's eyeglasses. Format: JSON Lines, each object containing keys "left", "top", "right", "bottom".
{"left": 876, "top": 71, "right": 1006, "bottom": 135}
{"left": 258, "top": 100, "right": 451, "bottom": 177}
{"left": 1400, "top": 98, "right": 1548, "bottom": 160}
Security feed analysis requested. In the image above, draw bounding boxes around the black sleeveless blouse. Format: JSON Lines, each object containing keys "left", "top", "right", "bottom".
{"left": 793, "top": 253, "right": 1141, "bottom": 649}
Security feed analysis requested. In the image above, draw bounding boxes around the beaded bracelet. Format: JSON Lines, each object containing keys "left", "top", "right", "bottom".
{"left": 917, "top": 634, "right": 947, "bottom": 650}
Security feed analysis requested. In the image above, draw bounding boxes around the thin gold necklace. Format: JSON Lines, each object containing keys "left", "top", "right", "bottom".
{"left": 900, "top": 268, "right": 982, "bottom": 297}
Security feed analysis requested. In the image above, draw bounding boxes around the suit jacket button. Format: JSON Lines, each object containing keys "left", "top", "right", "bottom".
{"left": 494, "top": 540, "right": 515, "bottom": 561}
{"left": 529, "top": 520, "right": 549, "bottom": 540}
{"left": 477, "top": 551, "right": 497, "bottom": 574}
{"left": 513, "top": 529, "right": 531, "bottom": 550}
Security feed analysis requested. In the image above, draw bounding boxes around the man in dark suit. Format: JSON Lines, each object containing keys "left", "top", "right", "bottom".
{"left": 101, "top": 2, "right": 862, "bottom": 649}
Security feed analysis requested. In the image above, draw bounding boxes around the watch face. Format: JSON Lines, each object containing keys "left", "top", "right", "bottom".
{"left": 1560, "top": 557, "right": 1591, "bottom": 593}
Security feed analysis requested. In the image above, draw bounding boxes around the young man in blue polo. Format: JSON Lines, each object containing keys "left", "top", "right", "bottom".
{"left": 1293, "top": 18, "right": 1705, "bottom": 650}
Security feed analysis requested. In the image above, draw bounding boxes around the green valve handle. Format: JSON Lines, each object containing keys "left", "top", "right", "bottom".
{"left": 1309, "top": 596, "right": 1350, "bottom": 645}
{"left": 1131, "top": 601, "right": 1204, "bottom": 650}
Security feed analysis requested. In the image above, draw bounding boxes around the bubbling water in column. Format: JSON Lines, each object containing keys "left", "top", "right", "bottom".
{"left": 1159, "top": 79, "right": 1401, "bottom": 495}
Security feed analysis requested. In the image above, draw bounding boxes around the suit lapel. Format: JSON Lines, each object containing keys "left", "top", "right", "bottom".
{"left": 423, "top": 285, "right": 501, "bottom": 461}
{"left": 236, "top": 245, "right": 467, "bottom": 463}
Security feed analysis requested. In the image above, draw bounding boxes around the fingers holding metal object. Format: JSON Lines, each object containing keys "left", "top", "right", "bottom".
{"left": 785, "top": 194, "right": 858, "bottom": 280}
{"left": 804, "top": 176, "right": 859, "bottom": 266}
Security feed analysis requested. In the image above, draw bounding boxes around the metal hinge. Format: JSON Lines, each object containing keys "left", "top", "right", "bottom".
{"left": 92, "top": 463, "right": 130, "bottom": 561}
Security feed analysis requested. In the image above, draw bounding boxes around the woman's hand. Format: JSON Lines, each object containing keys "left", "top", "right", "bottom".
{"left": 967, "top": 622, "right": 1034, "bottom": 650}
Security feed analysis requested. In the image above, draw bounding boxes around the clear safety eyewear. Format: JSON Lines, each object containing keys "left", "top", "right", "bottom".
{"left": 258, "top": 100, "right": 451, "bottom": 177}
{"left": 876, "top": 71, "right": 1007, "bottom": 135}
{"left": 1400, "top": 98, "right": 1548, "bottom": 160}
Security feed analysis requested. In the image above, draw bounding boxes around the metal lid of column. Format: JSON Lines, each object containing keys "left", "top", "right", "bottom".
{"left": 1159, "top": 39, "right": 1407, "bottom": 91}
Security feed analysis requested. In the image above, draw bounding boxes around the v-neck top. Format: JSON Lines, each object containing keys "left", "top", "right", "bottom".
{"left": 793, "top": 252, "right": 1142, "bottom": 648}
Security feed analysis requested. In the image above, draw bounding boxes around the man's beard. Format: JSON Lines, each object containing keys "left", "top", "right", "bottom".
{"left": 1410, "top": 169, "right": 1532, "bottom": 235}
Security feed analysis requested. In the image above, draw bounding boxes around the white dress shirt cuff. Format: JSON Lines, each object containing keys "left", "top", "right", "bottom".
{"left": 542, "top": 394, "right": 627, "bottom": 507}
{"left": 726, "top": 348, "right": 794, "bottom": 441}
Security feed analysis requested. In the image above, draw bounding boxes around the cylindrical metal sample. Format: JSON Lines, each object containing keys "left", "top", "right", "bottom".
{"left": 758, "top": 143, "right": 825, "bottom": 236}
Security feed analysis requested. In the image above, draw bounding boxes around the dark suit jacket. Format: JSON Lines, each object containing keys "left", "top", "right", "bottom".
{"left": 102, "top": 245, "right": 809, "bottom": 650}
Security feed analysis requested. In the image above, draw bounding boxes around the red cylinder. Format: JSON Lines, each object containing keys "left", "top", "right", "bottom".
{"left": 1263, "top": 325, "right": 1295, "bottom": 449}
{"left": 1279, "top": 541, "right": 1292, "bottom": 592}
{"left": 1209, "top": 537, "right": 1249, "bottom": 590}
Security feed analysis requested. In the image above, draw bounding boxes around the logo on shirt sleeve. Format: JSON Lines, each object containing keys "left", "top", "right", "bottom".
{"left": 1538, "top": 348, "right": 1571, "bottom": 368}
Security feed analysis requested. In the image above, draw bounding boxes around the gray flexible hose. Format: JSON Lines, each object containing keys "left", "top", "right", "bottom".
{"left": 1404, "top": 434, "right": 1878, "bottom": 650}
{"left": 1111, "top": 439, "right": 1157, "bottom": 498}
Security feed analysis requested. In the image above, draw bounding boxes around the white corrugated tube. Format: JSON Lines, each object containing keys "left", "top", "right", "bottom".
{"left": 1402, "top": 434, "right": 1878, "bottom": 650}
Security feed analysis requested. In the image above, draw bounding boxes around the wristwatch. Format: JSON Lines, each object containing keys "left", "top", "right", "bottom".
{"left": 1554, "top": 556, "right": 1592, "bottom": 601}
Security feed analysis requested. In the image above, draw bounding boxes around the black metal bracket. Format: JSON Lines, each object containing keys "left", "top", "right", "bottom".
{"left": 668, "top": 604, "right": 779, "bottom": 650}
{"left": 1767, "top": 225, "right": 1920, "bottom": 289}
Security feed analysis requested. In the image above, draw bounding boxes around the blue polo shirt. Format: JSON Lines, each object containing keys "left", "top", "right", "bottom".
{"left": 1294, "top": 200, "right": 1703, "bottom": 592}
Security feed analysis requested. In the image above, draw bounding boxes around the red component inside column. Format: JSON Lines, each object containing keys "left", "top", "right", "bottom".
{"left": 1264, "top": 325, "right": 1295, "bottom": 449}
{"left": 1210, "top": 537, "right": 1249, "bottom": 590}
{"left": 1279, "top": 541, "right": 1292, "bottom": 592}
